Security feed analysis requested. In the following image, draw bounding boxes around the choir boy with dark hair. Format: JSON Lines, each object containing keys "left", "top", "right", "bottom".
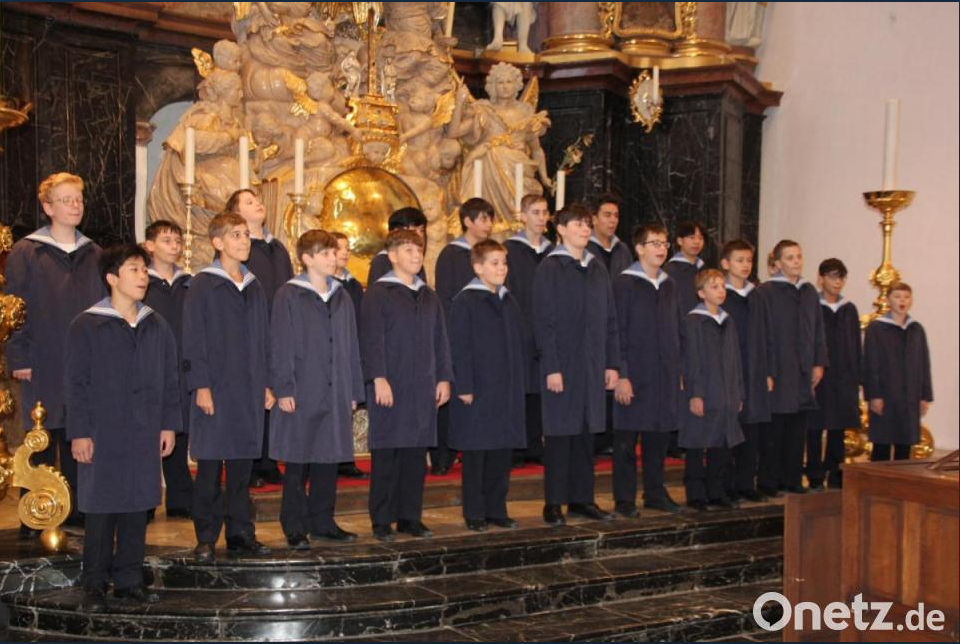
{"left": 366, "top": 207, "right": 429, "bottom": 284}
{"left": 664, "top": 219, "right": 707, "bottom": 316}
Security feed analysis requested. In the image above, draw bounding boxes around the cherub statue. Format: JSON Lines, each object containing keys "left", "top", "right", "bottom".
{"left": 340, "top": 49, "right": 363, "bottom": 98}
{"left": 380, "top": 55, "right": 398, "bottom": 102}
{"left": 285, "top": 70, "right": 362, "bottom": 165}
{"left": 397, "top": 81, "right": 458, "bottom": 179}
{"left": 487, "top": 2, "right": 537, "bottom": 55}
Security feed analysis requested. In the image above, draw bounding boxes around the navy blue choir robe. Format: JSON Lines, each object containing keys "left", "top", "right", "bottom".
{"left": 611, "top": 265, "right": 682, "bottom": 433}
{"left": 723, "top": 281, "right": 776, "bottom": 425}
{"left": 862, "top": 315, "right": 933, "bottom": 445}
{"left": 434, "top": 238, "right": 474, "bottom": 317}
{"left": 758, "top": 274, "right": 829, "bottom": 414}
{"left": 182, "top": 261, "right": 269, "bottom": 460}
{"left": 245, "top": 231, "right": 294, "bottom": 306}
{"left": 335, "top": 269, "right": 364, "bottom": 329}
{"left": 145, "top": 268, "right": 191, "bottom": 430}
{"left": 4, "top": 227, "right": 105, "bottom": 429}
{"left": 269, "top": 275, "right": 364, "bottom": 464}
{"left": 663, "top": 253, "right": 705, "bottom": 316}
{"left": 65, "top": 300, "right": 181, "bottom": 513}
{"left": 360, "top": 272, "right": 453, "bottom": 449}
{"left": 679, "top": 306, "right": 745, "bottom": 449}
{"left": 811, "top": 296, "right": 862, "bottom": 430}
{"left": 504, "top": 233, "right": 553, "bottom": 394}
{"left": 366, "top": 250, "right": 427, "bottom": 285}
{"left": 448, "top": 280, "right": 527, "bottom": 451}
{"left": 587, "top": 234, "right": 634, "bottom": 281}
{"left": 533, "top": 247, "right": 620, "bottom": 436}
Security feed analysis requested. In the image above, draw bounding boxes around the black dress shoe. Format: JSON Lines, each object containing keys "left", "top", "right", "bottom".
{"left": 486, "top": 517, "right": 518, "bottom": 529}
{"left": 226, "top": 535, "right": 272, "bottom": 556}
{"left": 193, "top": 543, "right": 215, "bottom": 563}
{"left": 396, "top": 520, "right": 432, "bottom": 538}
{"left": 757, "top": 486, "right": 783, "bottom": 498}
{"left": 567, "top": 503, "right": 614, "bottom": 521}
{"left": 644, "top": 497, "right": 683, "bottom": 514}
{"left": 465, "top": 518, "right": 487, "bottom": 532}
{"left": 615, "top": 503, "right": 640, "bottom": 518}
{"left": 542, "top": 505, "right": 565, "bottom": 526}
{"left": 311, "top": 526, "right": 357, "bottom": 543}
{"left": 81, "top": 586, "right": 108, "bottom": 611}
{"left": 114, "top": 584, "right": 160, "bottom": 604}
{"left": 337, "top": 463, "right": 369, "bottom": 479}
{"left": 783, "top": 485, "right": 808, "bottom": 495}
{"left": 708, "top": 496, "right": 740, "bottom": 510}
{"left": 286, "top": 534, "right": 310, "bottom": 550}
{"left": 373, "top": 524, "right": 395, "bottom": 541}
{"left": 738, "top": 490, "right": 767, "bottom": 503}
{"left": 687, "top": 499, "right": 710, "bottom": 512}
{"left": 249, "top": 475, "right": 266, "bottom": 489}
{"left": 166, "top": 507, "right": 192, "bottom": 519}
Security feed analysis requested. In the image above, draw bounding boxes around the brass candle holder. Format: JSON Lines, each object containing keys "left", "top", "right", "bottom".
{"left": 287, "top": 192, "right": 307, "bottom": 272}
{"left": 628, "top": 69, "right": 663, "bottom": 134}
{"left": 861, "top": 189, "right": 915, "bottom": 326}
{"left": 178, "top": 182, "right": 196, "bottom": 274}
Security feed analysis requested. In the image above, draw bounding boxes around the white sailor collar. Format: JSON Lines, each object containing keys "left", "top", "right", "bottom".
{"left": 200, "top": 259, "right": 257, "bottom": 291}
{"left": 725, "top": 279, "right": 755, "bottom": 298}
{"left": 377, "top": 270, "right": 426, "bottom": 292}
{"left": 819, "top": 293, "right": 850, "bottom": 313}
{"left": 547, "top": 245, "right": 594, "bottom": 268}
{"left": 85, "top": 297, "right": 154, "bottom": 328}
{"left": 376, "top": 249, "right": 387, "bottom": 257}
{"left": 689, "top": 303, "right": 730, "bottom": 325}
{"left": 622, "top": 262, "right": 669, "bottom": 290}
{"left": 668, "top": 252, "right": 704, "bottom": 269}
{"left": 250, "top": 228, "right": 275, "bottom": 244}
{"left": 288, "top": 273, "right": 342, "bottom": 302}
{"left": 336, "top": 268, "right": 356, "bottom": 283}
{"left": 590, "top": 234, "right": 622, "bottom": 253}
{"left": 876, "top": 313, "right": 916, "bottom": 329}
{"left": 508, "top": 232, "right": 551, "bottom": 254}
{"left": 460, "top": 277, "right": 508, "bottom": 300}
{"left": 449, "top": 236, "right": 471, "bottom": 251}
{"left": 768, "top": 272, "right": 808, "bottom": 289}
{"left": 25, "top": 226, "right": 94, "bottom": 252}
{"left": 148, "top": 266, "right": 189, "bottom": 287}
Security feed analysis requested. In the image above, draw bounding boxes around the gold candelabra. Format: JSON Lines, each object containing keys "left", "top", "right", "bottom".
{"left": 178, "top": 182, "right": 196, "bottom": 274}
{"left": 286, "top": 192, "right": 307, "bottom": 272}
{"left": 628, "top": 69, "right": 663, "bottom": 133}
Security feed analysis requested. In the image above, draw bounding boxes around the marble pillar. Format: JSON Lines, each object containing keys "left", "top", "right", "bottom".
{"left": 541, "top": 2, "right": 616, "bottom": 59}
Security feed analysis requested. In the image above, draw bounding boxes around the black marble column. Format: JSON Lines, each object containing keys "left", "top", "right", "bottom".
{"left": 0, "top": 11, "right": 136, "bottom": 245}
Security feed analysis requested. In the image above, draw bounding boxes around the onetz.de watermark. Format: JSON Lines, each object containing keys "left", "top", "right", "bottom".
{"left": 754, "top": 591, "right": 947, "bottom": 632}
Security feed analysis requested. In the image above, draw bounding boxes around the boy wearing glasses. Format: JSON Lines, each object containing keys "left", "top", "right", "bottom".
{"left": 5, "top": 172, "right": 106, "bottom": 537}
{"left": 611, "top": 224, "right": 683, "bottom": 516}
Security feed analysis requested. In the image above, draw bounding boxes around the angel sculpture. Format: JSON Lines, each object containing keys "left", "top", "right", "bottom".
{"left": 341, "top": 49, "right": 363, "bottom": 98}
{"left": 397, "top": 80, "right": 470, "bottom": 181}
{"left": 459, "top": 62, "right": 551, "bottom": 226}
{"left": 285, "top": 70, "right": 361, "bottom": 165}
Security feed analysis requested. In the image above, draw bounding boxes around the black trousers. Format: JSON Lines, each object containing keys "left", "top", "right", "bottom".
{"left": 758, "top": 413, "right": 806, "bottom": 490}
{"left": 461, "top": 449, "right": 512, "bottom": 520}
{"left": 428, "top": 404, "right": 455, "bottom": 470}
{"left": 280, "top": 463, "right": 338, "bottom": 538}
{"left": 543, "top": 428, "right": 595, "bottom": 506}
{"left": 594, "top": 393, "right": 614, "bottom": 454}
{"left": 162, "top": 433, "right": 193, "bottom": 511}
{"left": 685, "top": 447, "right": 731, "bottom": 502}
{"left": 871, "top": 443, "right": 912, "bottom": 461}
{"left": 253, "top": 411, "right": 281, "bottom": 477}
{"left": 520, "top": 393, "right": 544, "bottom": 460}
{"left": 193, "top": 459, "right": 254, "bottom": 544}
{"left": 82, "top": 511, "right": 148, "bottom": 591}
{"left": 806, "top": 428, "right": 846, "bottom": 487}
{"left": 369, "top": 448, "right": 427, "bottom": 526}
{"left": 613, "top": 430, "right": 671, "bottom": 505}
{"left": 22, "top": 427, "right": 80, "bottom": 524}
{"left": 729, "top": 422, "right": 761, "bottom": 494}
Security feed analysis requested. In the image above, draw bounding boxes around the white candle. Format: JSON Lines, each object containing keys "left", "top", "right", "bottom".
{"left": 184, "top": 127, "right": 196, "bottom": 185}
{"left": 238, "top": 135, "right": 250, "bottom": 189}
{"left": 294, "top": 138, "right": 305, "bottom": 194}
{"left": 444, "top": 1, "right": 455, "bottom": 38}
{"left": 514, "top": 162, "right": 524, "bottom": 213}
{"left": 652, "top": 66, "right": 660, "bottom": 103}
{"left": 556, "top": 170, "right": 566, "bottom": 211}
{"left": 473, "top": 158, "right": 483, "bottom": 199}
{"left": 882, "top": 99, "right": 899, "bottom": 191}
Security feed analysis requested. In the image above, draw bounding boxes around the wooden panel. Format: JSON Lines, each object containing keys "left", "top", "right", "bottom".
{"left": 920, "top": 508, "right": 960, "bottom": 610}
{"left": 862, "top": 497, "right": 902, "bottom": 600}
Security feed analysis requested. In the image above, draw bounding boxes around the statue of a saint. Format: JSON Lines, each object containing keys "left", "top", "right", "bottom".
{"left": 487, "top": 2, "right": 537, "bottom": 55}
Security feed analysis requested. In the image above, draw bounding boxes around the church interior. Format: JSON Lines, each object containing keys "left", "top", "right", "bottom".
{"left": 0, "top": 2, "right": 956, "bottom": 641}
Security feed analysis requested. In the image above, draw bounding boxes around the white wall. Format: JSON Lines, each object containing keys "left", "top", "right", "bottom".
{"left": 757, "top": 2, "right": 959, "bottom": 449}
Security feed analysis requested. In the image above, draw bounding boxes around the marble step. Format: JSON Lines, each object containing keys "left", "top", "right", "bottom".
{"left": 150, "top": 505, "right": 783, "bottom": 590}
{"left": 7, "top": 538, "right": 782, "bottom": 641}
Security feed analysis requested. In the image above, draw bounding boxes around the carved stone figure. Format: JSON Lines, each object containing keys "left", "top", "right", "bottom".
{"left": 726, "top": 2, "right": 766, "bottom": 48}
{"left": 487, "top": 2, "right": 537, "bottom": 55}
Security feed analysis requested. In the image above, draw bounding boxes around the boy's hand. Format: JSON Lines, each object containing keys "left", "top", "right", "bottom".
{"left": 160, "top": 430, "right": 176, "bottom": 457}
{"left": 12, "top": 368, "right": 31, "bottom": 382}
{"left": 767, "top": 376, "right": 775, "bottom": 392}
{"left": 546, "top": 372, "right": 563, "bottom": 393}
{"left": 458, "top": 393, "right": 474, "bottom": 405}
{"left": 351, "top": 400, "right": 357, "bottom": 411}
{"left": 436, "top": 381, "right": 451, "bottom": 407}
{"left": 265, "top": 388, "right": 276, "bottom": 410}
{"left": 196, "top": 388, "right": 215, "bottom": 415}
{"left": 605, "top": 369, "right": 619, "bottom": 390}
{"left": 689, "top": 397, "right": 705, "bottom": 418}
{"left": 920, "top": 400, "right": 930, "bottom": 417}
{"left": 869, "top": 398, "right": 884, "bottom": 415}
{"left": 374, "top": 377, "right": 393, "bottom": 408}
{"left": 811, "top": 366, "right": 824, "bottom": 389}
{"left": 614, "top": 378, "right": 633, "bottom": 405}
{"left": 279, "top": 396, "right": 296, "bottom": 413}
{"left": 72, "top": 438, "right": 94, "bottom": 464}
{"left": 739, "top": 401, "right": 744, "bottom": 412}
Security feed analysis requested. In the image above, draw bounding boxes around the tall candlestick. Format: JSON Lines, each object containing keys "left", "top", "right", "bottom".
{"left": 444, "top": 2, "right": 455, "bottom": 38}
{"left": 514, "top": 162, "right": 524, "bottom": 213}
{"left": 294, "top": 138, "right": 305, "bottom": 195}
{"left": 238, "top": 136, "right": 250, "bottom": 189}
{"left": 473, "top": 159, "right": 483, "bottom": 199}
{"left": 184, "top": 127, "right": 196, "bottom": 185}
{"left": 882, "top": 99, "right": 899, "bottom": 191}
{"left": 556, "top": 170, "right": 566, "bottom": 211}
{"left": 652, "top": 66, "right": 660, "bottom": 103}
